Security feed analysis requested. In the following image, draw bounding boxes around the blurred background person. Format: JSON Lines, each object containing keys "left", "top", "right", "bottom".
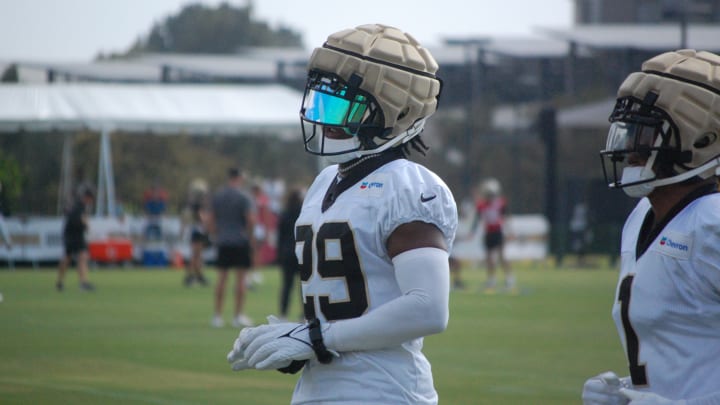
{"left": 448, "top": 253, "right": 465, "bottom": 291}
{"left": 448, "top": 199, "right": 476, "bottom": 291}
{"left": 0, "top": 181, "right": 11, "bottom": 251}
{"left": 57, "top": 187, "right": 95, "bottom": 292}
{"left": 180, "top": 178, "right": 210, "bottom": 287}
{"left": 206, "top": 168, "right": 256, "bottom": 328}
{"left": 276, "top": 186, "right": 304, "bottom": 320}
{"left": 247, "top": 181, "right": 276, "bottom": 288}
{"left": 569, "top": 202, "right": 592, "bottom": 267}
{"left": 142, "top": 179, "right": 168, "bottom": 241}
{"left": 0, "top": 181, "right": 12, "bottom": 275}
{"left": 251, "top": 181, "right": 272, "bottom": 255}
{"left": 469, "top": 178, "right": 516, "bottom": 294}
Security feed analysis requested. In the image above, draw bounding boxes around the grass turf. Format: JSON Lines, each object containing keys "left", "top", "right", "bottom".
{"left": 0, "top": 260, "right": 627, "bottom": 404}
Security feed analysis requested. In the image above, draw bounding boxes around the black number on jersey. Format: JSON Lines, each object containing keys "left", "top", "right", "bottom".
{"left": 296, "top": 222, "right": 369, "bottom": 321}
{"left": 618, "top": 274, "right": 648, "bottom": 386}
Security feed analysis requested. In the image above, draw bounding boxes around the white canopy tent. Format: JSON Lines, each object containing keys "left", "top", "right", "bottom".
{"left": 0, "top": 82, "right": 303, "bottom": 215}
{"left": 0, "top": 83, "right": 303, "bottom": 133}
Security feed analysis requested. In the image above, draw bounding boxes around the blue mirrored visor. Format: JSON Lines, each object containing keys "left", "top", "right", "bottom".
{"left": 302, "top": 86, "right": 370, "bottom": 126}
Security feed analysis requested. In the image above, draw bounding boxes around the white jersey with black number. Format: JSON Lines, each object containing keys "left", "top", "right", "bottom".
{"left": 291, "top": 159, "right": 457, "bottom": 405}
{"left": 612, "top": 194, "right": 720, "bottom": 399}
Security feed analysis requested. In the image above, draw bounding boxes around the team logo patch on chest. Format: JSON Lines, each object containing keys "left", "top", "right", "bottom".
{"left": 654, "top": 230, "right": 691, "bottom": 259}
{"left": 358, "top": 173, "right": 387, "bottom": 197}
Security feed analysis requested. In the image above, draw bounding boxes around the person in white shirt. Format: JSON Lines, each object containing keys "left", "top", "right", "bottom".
{"left": 226, "top": 23, "right": 457, "bottom": 404}
{"left": 583, "top": 49, "right": 720, "bottom": 405}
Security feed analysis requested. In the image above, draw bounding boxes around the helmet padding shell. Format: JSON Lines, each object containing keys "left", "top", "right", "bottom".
{"left": 617, "top": 49, "right": 720, "bottom": 178}
{"left": 307, "top": 24, "right": 442, "bottom": 147}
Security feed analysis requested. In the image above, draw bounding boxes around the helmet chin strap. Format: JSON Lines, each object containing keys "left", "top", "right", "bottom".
{"left": 321, "top": 118, "right": 428, "bottom": 164}
{"left": 652, "top": 157, "right": 720, "bottom": 187}
{"left": 356, "top": 118, "right": 428, "bottom": 155}
{"left": 622, "top": 154, "right": 720, "bottom": 197}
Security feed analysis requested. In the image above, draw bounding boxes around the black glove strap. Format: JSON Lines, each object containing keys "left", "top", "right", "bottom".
{"left": 277, "top": 359, "right": 307, "bottom": 374}
{"left": 308, "top": 318, "right": 333, "bottom": 364}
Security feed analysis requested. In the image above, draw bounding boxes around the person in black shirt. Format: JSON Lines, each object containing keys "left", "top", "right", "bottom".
{"left": 276, "top": 187, "right": 304, "bottom": 320}
{"left": 57, "top": 188, "right": 95, "bottom": 291}
{"left": 180, "top": 178, "right": 210, "bottom": 287}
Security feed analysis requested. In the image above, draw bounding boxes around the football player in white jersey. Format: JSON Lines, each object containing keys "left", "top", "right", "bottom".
{"left": 583, "top": 50, "right": 720, "bottom": 405}
{"left": 227, "top": 24, "right": 458, "bottom": 404}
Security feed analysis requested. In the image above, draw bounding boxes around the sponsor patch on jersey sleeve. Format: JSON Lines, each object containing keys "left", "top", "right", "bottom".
{"left": 653, "top": 230, "right": 691, "bottom": 259}
{"left": 357, "top": 173, "right": 387, "bottom": 198}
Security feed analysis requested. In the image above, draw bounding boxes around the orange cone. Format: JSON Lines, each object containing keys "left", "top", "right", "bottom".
{"left": 171, "top": 251, "right": 185, "bottom": 270}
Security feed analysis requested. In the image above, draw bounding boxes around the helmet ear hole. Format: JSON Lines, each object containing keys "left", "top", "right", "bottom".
{"left": 693, "top": 132, "right": 718, "bottom": 149}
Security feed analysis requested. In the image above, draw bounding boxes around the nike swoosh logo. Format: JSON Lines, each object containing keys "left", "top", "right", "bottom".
{"left": 420, "top": 193, "right": 437, "bottom": 203}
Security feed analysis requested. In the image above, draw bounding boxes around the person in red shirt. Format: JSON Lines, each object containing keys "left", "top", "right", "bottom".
{"left": 469, "top": 178, "right": 516, "bottom": 294}
{"left": 250, "top": 182, "right": 276, "bottom": 266}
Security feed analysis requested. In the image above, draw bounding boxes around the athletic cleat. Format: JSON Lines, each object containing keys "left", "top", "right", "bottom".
{"left": 504, "top": 278, "right": 518, "bottom": 295}
{"left": 211, "top": 315, "right": 225, "bottom": 328}
{"left": 56, "top": 281, "right": 64, "bottom": 292}
{"left": 80, "top": 282, "right": 95, "bottom": 292}
{"left": 482, "top": 279, "right": 497, "bottom": 295}
{"left": 232, "top": 314, "right": 254, "bottom": 328}
{"left": 247, "top": 272, "right": 263, "bottom": 291}
{"left": 183, "top": 275, "right": 195, "bottom": 287}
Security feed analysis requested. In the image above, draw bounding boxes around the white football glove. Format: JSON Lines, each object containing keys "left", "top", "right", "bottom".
{"left": 242, "top": 321, "right": 312, "bottom": 370}
{"left": 227, "top": 315, "right": 338, "bottom": 371}
{"left": 227, "top": 315, "right": 289, "bottom": 371}
{"left": 227, "top": 332, "right": 252, "bottom": 371}
{"left": 620, "top": 389, "right": 687, "bottom": 405}
{"left": 583, "top": 371, "right": 632, "bottom": 405}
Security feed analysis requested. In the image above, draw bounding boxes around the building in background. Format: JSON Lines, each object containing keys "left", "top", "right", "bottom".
{"left": 3, "top": 1, "right": 720, "bottom": 263}
{"left": 575, "top": 0, "right": 720, "bottom": 24}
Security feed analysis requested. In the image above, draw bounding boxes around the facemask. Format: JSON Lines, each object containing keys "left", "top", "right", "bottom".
{"left": 620, "top": 166, "right": 656, "bottom": 198}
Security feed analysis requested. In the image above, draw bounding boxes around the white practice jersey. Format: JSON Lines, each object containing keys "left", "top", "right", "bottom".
{"left": 612, "top": 194, "right": 720, "bottom": 399}
{"left": 291, "top": 159, "right": 457, "bottom": 405}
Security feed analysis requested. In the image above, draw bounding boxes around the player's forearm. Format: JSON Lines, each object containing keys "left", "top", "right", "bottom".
{"left": 323, "top": 247, "right": 449, "bottom": 352}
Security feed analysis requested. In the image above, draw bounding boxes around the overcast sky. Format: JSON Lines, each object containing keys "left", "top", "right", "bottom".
{"left": 0, "top": 0, "right": 573, "bottom": 62}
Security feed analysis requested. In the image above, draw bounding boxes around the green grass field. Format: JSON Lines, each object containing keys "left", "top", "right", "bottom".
{"left": 0, "top": 260, "right": 627, "bottom": 404}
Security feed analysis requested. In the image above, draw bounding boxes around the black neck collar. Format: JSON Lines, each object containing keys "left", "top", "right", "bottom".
{"left": 636, "top": 183, "right": 718, "bottom": 258}
{"left": 321, "top": 149, "right": 404, "bottom": 212}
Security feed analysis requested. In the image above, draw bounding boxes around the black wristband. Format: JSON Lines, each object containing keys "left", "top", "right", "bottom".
{"left": 308, "top": 318, "right": 333, "bottom": 364}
